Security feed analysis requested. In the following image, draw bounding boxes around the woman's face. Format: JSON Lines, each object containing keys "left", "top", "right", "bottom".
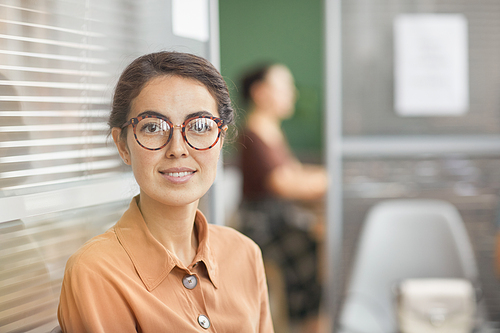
{"left": 112, "top": 75, "right": 223, "bottom": 208}
{"left": 255, "top": 65, "right": 296, "bottom": 119}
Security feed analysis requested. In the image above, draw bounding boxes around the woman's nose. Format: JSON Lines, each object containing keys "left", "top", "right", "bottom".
{"left": 165, "top": 126, "right": 189, "bottom": 158}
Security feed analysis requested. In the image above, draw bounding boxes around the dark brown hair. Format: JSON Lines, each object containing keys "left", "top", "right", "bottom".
{"left": 240, "top": 62, "right": 274, "bottom": 104}
{"left": 108, "top": 51, "right": 234, "bottom": 139}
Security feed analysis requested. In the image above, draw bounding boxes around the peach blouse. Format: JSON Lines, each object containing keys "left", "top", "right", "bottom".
{"left": 58, "top": 196, "right": 274, "bottom": 332}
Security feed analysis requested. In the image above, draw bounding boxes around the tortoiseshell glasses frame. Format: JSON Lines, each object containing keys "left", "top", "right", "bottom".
{"left": 121, "top": 114, "right": 226, "bottom": 151}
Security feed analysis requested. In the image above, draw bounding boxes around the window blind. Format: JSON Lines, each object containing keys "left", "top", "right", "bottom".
{"left": 0, "top": 0, "right": 201, "bottom": 331}
{"left": 0, "top": 0, "right": 145, "bottom": 195}
{"left": 0, "top": 200, "right": 129, "bottom": 332}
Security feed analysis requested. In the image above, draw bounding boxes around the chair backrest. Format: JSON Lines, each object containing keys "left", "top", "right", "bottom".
{"left": 338, "top": 199, "right": 478, "bottom": 333}
{"left": 50, "top": 325, "right": 62, "bottom": 333}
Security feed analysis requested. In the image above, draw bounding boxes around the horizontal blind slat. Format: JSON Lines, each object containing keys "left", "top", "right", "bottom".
{"left": 0, "top": 110, "right": 109, "bottom": 117}
{"left": 0, "top": 65, "right": 110, "bottom": 77}
{"left": 0, "top": 80, "right": 108, "bottom": 91}
{"left": 0, "top": 160, "right": 123, "bottom": 178}
{"left": 0, "top": 147, "right": 116, "bottom": 164}
{"left": 0, "top": 4, "right": 45, "bottom": 14}
{"left": 0, "top": 135, "right": 108, "bottom": 148}
{"left": 0, "top": 96, "right": 109, "bottom": 104}
{"left": 0, "top": 123, "right": 108, "bottom": 132}
{"left": 0, "top": 49, "right": 108, "bottom": 64}
{"left": 1, "top": 171, "right": 126, "bottom": 192}
{"left": 0, "top": 34, "right": 107, "bottom": 51}
{"left": 0, "top": 19, "right": 105, "bottom": 37}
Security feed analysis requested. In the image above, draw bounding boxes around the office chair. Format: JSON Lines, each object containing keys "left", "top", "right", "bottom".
{"left": 337, "top": 199, "right": 483, "bottom": 333}
{"left": 50, "top": 326, "right": 62, "bottom": 333}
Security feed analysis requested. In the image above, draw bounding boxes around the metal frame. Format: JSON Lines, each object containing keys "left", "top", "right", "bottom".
{"left": 206, "top": 0, "right": 226, "bottom": 226}
{"left": 324, "top": 0, "right": 343, "bottom": 330}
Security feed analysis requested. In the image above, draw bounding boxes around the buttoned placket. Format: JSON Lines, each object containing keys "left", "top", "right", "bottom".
{"left": 181, "top": 262, "right": 215, "bottom": 331}
{"left": 114, "top": 200, "right": 225, "bottom": 331}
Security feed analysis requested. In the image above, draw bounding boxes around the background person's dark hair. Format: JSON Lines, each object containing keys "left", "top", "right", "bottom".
{"left": 109, "top": 51, "right": 234, "bottom": 139}
{"left": 240, "top": 62, "right": 274, "bottom": 105}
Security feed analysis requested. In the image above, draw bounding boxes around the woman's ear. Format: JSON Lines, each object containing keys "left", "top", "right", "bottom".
{"left": 111, "top": 127, "right": 131, "bottom": 165}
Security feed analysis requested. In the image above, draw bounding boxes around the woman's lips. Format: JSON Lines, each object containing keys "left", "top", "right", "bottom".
{"left": 165, "top": 171, "right": 193, "bottom": 177}
{"left": 160, "top": 168, "right": 196, "bottom": 184}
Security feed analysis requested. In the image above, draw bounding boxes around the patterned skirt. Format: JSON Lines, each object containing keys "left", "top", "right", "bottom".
{"left": 238, "top": 198, "right": 322, "bottom": 320}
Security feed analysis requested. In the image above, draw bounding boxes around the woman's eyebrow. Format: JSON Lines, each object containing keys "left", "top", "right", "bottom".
{"left": 137, "top": 110, "right": 168, "bottom": 119}
{"left": 185, "top": 110, "right": 214, "bottom": 120}
{"left": 135, "top": 110, "right": 215, "bottom": 122}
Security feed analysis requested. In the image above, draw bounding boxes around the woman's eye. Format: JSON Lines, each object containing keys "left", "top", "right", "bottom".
{"left": 144, "top": 123, "right": 160, "bottom": 133}
{"left": 141, "top": 121, "right": 168, "bottom": 134}
{"left": 189, "top": 119, "right": 213, "bottom": 134}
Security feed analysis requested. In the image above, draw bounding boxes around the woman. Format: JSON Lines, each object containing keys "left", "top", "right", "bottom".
{"left": 57, "top": 52, "right": 274, "bottom": 332}
{"left": 238, "top": 63, "right": 327, "bottom": 333}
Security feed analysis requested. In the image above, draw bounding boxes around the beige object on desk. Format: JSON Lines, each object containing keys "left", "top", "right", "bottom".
{"left": 397, "top": 278, "right": 476, "bottom": 333}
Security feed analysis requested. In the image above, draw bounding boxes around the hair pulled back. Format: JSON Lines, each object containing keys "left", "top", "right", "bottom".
{"left": 240, "top": 62, "right": 274, "bottom": 104}
{"left": 109, "top": 51, "right": 234, "bottom": 138}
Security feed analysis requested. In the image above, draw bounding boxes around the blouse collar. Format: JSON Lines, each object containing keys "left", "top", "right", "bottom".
{"left": 115, "top": 196, "right": 219, "bottom": 291}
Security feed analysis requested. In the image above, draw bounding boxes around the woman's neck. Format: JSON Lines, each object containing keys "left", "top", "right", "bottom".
{"left": 137, "top": 193, "right": 199, "bottom": 267}
{"left": 247, "top": 108, "right": 284, "bottom": 145}
{"left": 249, "top": 106, "right": 280, "bottom": 124}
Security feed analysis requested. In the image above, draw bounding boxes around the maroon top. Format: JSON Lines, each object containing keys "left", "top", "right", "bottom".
{"left": 239, "top": 129, "right": 294, "bottom": 200}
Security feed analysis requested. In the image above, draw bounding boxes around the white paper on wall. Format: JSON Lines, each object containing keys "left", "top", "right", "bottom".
{"left": 394, "top": 14, "right": 469, "bottom": 116}
{"left": 172, "top": 0, "right": 209, "bottom": 42}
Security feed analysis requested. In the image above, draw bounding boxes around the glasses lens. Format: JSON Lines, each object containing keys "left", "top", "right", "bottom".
{"left": 185, "top": 118, "right": 220, "bottom": 149}
{"left": 136, "top": 117, "right": 170, "bottom": 149}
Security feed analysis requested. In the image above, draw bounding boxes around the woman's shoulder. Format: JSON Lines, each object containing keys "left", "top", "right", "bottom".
{"left": 208, "top": 224, "right": 260, "bottom": 253}
{"left": 207, "top": 224, "right": 265, "bottom": 275}
{"left": 64, "top": 227, "right": 126, "bottom": 275}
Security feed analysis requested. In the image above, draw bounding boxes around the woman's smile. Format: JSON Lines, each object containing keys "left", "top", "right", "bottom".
{"left": 160, "top": 167, "right": 197, "bottom": 184}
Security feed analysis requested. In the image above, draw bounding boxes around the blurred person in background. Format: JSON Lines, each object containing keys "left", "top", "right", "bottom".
{"left": 238, "top": 63, "right": 328, "bottom": 333}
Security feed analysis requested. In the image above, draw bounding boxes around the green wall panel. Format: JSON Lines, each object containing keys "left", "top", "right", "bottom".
{"left": 219, "top": 0, "right": 324, "bottom": 159}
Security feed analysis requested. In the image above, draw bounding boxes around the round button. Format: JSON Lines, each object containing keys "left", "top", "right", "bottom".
{"left": 182, "top": 275, "right": 198, "bottom": 290}
{"left": 198, "top": 314, "right": 210, "bottom": 329}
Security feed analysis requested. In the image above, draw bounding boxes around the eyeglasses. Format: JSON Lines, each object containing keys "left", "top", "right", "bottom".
{"left": 122, "top": 114, "right": 226, "bottom": 151}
